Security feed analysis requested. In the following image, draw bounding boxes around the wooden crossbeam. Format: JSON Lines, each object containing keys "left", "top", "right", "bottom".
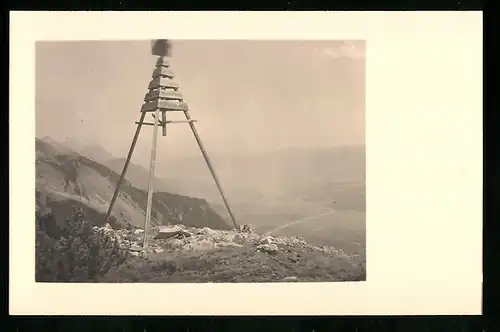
{"left": 152, "top": 67, "right": 175, "bottom": 79}
{"left": 144, "top": 89, "right": 183, "bottom": 102}
{"left": 141, "top": 99, "right": 188, "bottom": 112}
{"left": 166, "top": 120, "right": 198, "bottom": 123}
{"left": 135, "top": 120, "right": 197, "bottom": 126}
{"left": 148, "top": 77, "right": 179, "bottom": 90}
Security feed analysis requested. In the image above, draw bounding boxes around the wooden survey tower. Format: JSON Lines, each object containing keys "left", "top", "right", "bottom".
{"left": 104, "top": 40, "right": 238, "bottom": 248}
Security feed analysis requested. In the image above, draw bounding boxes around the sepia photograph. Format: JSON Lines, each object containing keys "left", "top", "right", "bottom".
{"left": 11, "top": 11, "right": 482, "bottom": 315}
{"left": 35, "top": 39, "right": 366, "bottom": 283}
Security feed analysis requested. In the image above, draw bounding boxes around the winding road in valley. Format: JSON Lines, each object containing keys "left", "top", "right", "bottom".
{"left": 265, "top": 208, "right": 337, "bottom": 235}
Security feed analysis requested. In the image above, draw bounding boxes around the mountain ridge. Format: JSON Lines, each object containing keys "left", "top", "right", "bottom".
{"left": 35, "top": 137, "right": 232, "bottom": 233}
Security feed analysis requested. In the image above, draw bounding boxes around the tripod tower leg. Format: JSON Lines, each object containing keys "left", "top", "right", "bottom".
{"left": 182, "top": 110, "right": 239, "bottom": 230}
{"left": 104, "top": 112, "right": 146, "bottom": 224}
{"left": 143, "top": 108, "right": 161, "bottom": 248}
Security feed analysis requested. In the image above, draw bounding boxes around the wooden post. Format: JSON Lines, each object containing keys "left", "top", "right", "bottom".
{"left": 182, "top": 109, "right": 239, "bottom": 230}
{"left": 143, "top": 108, "right": 161, "bottom": 249}
{"left": 104, "top": 112, "right": 146, "bottom": 224}
{"left": 162, "top": 110, "right": 167, "bottom": 136}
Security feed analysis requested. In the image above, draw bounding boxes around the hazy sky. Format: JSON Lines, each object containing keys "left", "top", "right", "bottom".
{"left": 36, "top": 40, "right": 365, "bottom": 162}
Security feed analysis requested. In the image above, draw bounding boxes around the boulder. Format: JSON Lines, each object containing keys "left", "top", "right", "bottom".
{"left": 211, "top": 231, "right": 235, "bottom": 243}
{"left": 256, "top": 243, "right": 278, "bottom": 254}
{"left": 168, "top": 239, "right": 185, "bottom": 250}
{"left": 154, "top": 226, "right": 192, "bottom": 240}
{"left": 240, "top": 224, "right": 255, "bottom": 233}
{"left": 281, "top": 276, "right": 298, "bottom": 282}
{"left": 197, "top": 227, "right": 217, "bottom": 237}
{"left": 259, "top": 236, "right": 274, "bottom": 245}
{"left": 233, "top": 233, "right": 246, "bottom": 244}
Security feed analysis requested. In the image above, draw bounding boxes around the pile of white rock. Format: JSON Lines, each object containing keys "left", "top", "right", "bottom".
{"left": 91, "top": 222, "right": 351, "bottom": 259}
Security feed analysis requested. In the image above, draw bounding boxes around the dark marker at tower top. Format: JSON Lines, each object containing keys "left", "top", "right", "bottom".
{"left": 151, "top": 39, "right": 172, "bottom": 57}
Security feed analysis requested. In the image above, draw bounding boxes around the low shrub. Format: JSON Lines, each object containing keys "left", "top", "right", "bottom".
{"left": 35, "top": 207, "right": 129, "bottom": 282}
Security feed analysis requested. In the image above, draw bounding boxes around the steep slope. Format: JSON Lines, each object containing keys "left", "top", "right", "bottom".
{"left": 39, "top": 136, "right": 184, "bottom": 195}
{"left": 35, "top": 138, "right": 232, "bottom": 233}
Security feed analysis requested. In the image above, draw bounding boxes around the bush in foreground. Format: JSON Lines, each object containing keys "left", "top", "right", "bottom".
{"left": 35, "top": 208, "right": 129, "bottom": 282}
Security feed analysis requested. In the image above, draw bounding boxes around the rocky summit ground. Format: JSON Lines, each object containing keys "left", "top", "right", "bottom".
{"left": 96, "top": 223, "right": 366, "bottom": 283}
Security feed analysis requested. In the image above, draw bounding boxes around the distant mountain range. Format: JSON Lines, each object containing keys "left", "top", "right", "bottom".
{"left": 153, "top": 146, "right": 366, "bottom": 229}
{"left": 35, "top": 137, "right": 231, "bottom": 233}
{"left": 57, "top": 137, "right": 116, "bottom": 163}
